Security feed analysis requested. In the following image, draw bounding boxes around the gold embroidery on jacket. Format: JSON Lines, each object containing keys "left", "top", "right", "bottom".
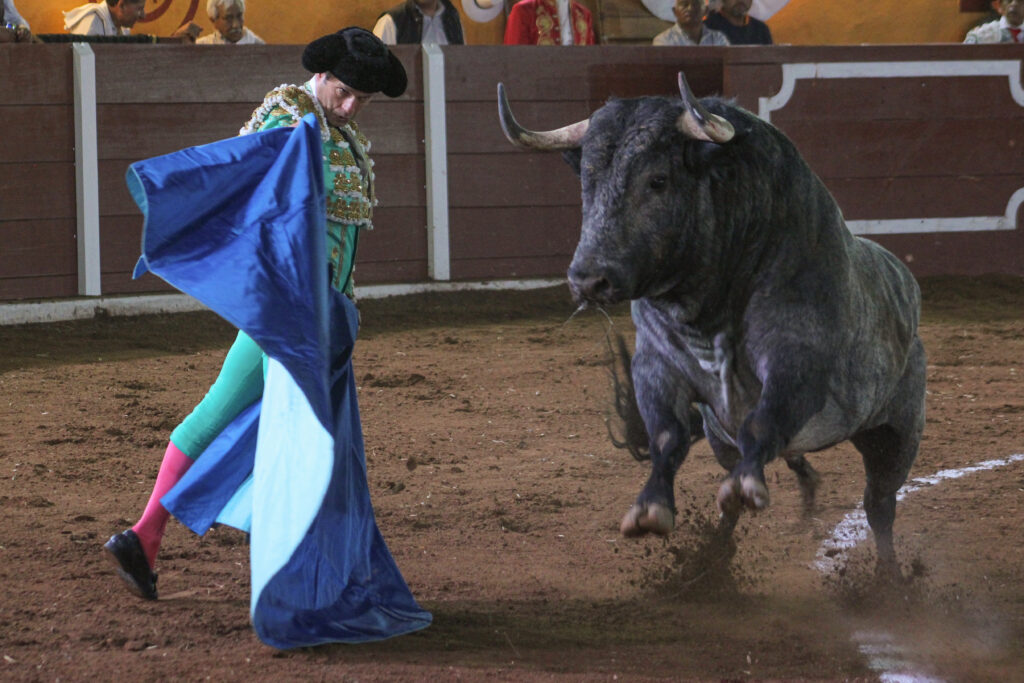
{"left": 330, "top": 244, "right": 343, "bottom": 290}
{"left": 328, "top": 197, "right": 372, "bottom": 223}
{"left": 334, "top": 173, "right": 363, "bottom": 194}
{"left": 242, "top": 82, "right": 376, "bottom": 295}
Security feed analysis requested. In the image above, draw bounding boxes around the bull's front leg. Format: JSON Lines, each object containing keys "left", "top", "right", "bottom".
{"left": 716, "top": 360, "right": 828, "bottom": 517}
{"left": 620, "top": 351, "right": 693, "bottom": 537}
{"left": 715, "top": 415, "right": 775, "bottom": 517}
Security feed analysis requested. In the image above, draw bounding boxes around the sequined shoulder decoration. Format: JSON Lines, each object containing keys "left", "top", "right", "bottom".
{"left": 239, "top": 84, "right": 330, "bottom": 140}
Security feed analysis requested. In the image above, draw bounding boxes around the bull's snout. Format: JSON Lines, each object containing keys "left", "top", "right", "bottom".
{"left": 568, "top": 265, "right": 620, "bottom": 305}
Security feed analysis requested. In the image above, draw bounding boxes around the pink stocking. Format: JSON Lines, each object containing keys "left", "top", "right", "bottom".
{"left": 131, "top": 441, "right": 193, "bottom": 567}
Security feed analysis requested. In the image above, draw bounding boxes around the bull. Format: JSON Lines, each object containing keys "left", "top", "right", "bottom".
{"left": 497, "top": 74, "right": 926, "bottom": 577}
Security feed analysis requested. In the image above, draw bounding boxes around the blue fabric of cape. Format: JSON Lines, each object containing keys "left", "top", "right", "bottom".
{"left": 125, "top": 114, "right": 432, "bottom": 649}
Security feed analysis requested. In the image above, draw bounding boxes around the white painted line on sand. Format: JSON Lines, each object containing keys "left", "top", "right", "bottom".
{"left": 817, "top": 452, "right": 1024, "bottom": 682}
{"left": 0, "top": 279, "right": 566, "bottom": 326}
{"left": 815, "top": 453, "right": 1024, "bottom": 574}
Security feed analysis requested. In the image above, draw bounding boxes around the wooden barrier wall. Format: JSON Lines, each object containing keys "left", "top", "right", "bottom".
{"left": 93, "top": 43, "right": 431, "bottom": 289}
{"left": 93, "top": 45, "right": 311, "bottom": 296}
{"left": 443, "top": 45, "right": 724, "bottom": 280}
{"left": 1, "top": 45, "right": 77, "bottom": 300}
{"left": 0, "top": 43, "right": 1021, "bottom": 303}
{"left": 0, "top": 44, "right": 430, "bottom": 301}
{"left": 723, "top": 45, "right": 1024, "bottom": 278}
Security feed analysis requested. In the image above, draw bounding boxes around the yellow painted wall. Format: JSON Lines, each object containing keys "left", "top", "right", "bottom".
{"left": 19, "top": 0, "right": 989, "bottom": 45}
{"left": 768, "top": 0, "right": 989, "bottom": 45}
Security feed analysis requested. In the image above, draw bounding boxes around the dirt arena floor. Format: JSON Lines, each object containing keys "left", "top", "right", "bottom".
{"left": 0, "top": 275, "right": 1022, "bottom": 681}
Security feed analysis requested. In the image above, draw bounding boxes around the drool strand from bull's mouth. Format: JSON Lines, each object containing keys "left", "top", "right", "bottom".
{"left": 562, "top": 301, "right": 616, "bottom": 331}
{"left": 561, "top": 301, "right": 590, "bottom": 327}
{"left": 562, "top": 302, "right": 623, "bottom": 361}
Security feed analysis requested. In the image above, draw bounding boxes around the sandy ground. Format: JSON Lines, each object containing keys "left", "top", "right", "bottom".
{"left": 0, "top": 275, "right": 1022, "bottom": 681}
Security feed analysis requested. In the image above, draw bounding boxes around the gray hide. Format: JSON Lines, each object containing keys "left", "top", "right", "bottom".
{"left": 498, "top": 76, "right": 926, "bottom": 576}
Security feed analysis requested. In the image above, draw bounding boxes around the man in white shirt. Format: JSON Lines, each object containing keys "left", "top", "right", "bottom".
{"left": 64, "top": 0, "right": 143, "bottom": 36}
{"left": 653, "top": 0, "right": 730, "bottom": 46}
{"left": 64, "top": 0, "right": 200, "bottom": 40}
{"left": 373, "top": 0, "right": 465, "bottom": 45}
{"left": 964, "top": 0, "right": 1024, "bottom": 43}
{"left": 196, "top": 0, "right": 265, "bottom": 44}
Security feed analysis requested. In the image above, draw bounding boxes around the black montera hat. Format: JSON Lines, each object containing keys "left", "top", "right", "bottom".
{"left": 302, "top": 27, "right": 407, "bottom": 98}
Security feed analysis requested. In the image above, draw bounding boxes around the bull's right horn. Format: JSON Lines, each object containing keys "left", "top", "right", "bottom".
{"left": 497, "top": 83, "right": 589, "bottom": 151}
{"left": 676, "top": 72, "right": 735, "bottom": 144}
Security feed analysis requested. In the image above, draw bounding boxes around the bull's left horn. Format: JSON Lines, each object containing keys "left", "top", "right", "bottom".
{"left": 676, "top": 72, "right": 735, "bottom": 144}
{"left": 497, "top": 83, "right": 589, "bottom": 151}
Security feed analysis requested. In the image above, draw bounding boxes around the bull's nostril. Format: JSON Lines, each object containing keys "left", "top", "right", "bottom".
{"left": 590, "top": 276, "right": 612, "bottom": 297}
{"left": 571, "top": 274, "right": 613, "bottom": 302}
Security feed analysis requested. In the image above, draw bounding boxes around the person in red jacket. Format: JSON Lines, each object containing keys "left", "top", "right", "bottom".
{"left": 503, "top": 0, "right": 596, "bottom": 45}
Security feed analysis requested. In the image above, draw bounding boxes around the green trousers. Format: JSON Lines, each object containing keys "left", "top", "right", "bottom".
{"left": 169, "top": 330, "right": 266, "bottom": 459}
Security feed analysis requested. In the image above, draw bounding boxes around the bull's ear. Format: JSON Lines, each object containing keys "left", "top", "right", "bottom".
{"left": 561, "top": 148, "right": 583, "bottom": 176}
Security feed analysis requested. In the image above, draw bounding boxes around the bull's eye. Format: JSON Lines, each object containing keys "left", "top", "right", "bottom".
{"left": 648, "top": 175, "right": 667, "bottom": 192}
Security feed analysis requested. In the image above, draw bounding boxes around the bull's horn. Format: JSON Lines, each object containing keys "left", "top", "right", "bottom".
{"left": 676, "top": 72, "right": 735, "bottom": 144}
{"left": 497, "top": 82, "right": 588, "bottom": 151}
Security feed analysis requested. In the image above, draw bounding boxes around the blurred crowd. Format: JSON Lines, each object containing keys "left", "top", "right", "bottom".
{"left": 2, "top": 0, "right": 1020, "bottom": 48}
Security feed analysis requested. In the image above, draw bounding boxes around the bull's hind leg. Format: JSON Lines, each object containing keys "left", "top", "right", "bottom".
{"left": 784, "top": 453, "right": 820, "bottom": 514}
{"left": 851, "top": 424, "right": 918, "bottom": 578}
{"left": 851, "top": 339, "right": 926, "bottom": 578}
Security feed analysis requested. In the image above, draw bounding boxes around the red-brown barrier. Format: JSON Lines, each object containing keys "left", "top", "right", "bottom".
{"left": 0, "top": 43, "right": 1020, "bottom": 303}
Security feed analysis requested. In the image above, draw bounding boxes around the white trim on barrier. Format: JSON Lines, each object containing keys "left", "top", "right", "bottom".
{"left": 72, "top": 43, "right": 102, "bottom": 296}
{"left": 422, "top": 43, "right": 451, "bottom": 281}
{"left": 758, "top": 60, "right": 1024, "bottom": 236}
{"left": 758, "top": 60, "right": 1024, "bottom": 122}
{"left": 847, "top": 186, "right": 1024, "bottom": 235}
{"left": 0, "top": 279, "right": 566, "bottom": 326}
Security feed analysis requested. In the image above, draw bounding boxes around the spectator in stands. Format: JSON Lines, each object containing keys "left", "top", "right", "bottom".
{"left": 653, "top": 0, "right": 729, "bottom": 46}
{"left": 196, "top": 0, "right": 264, "bottom": 45}
{"left": 504, "top": 0, "right": 596, "bottom": 45}
{"left": 964, "top": 0, "right": 1024, "bottom": 43}
{"left": 1, "top": 0, "right": 33, "bottom": 42}
{"left": 373, "top": 0, "right": 465, "bottom": 45}
{"left": 64, "top": 0, "right": 201, "bottom": 41}
{"left": 703, "top": 0, "right": 771, "bottom": 45}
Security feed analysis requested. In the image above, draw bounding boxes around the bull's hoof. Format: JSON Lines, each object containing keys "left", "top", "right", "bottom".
{"left": 620, "top": 502, "right": 674, "bottom": 538}
{"left": 873, "top": 540, "right": 905, "bottom": 584}
{"left": 716, "top": 474, "right": 769, "bottom": 516}
{"left": 874, "top": 559, "right": 905, "bottom": 585}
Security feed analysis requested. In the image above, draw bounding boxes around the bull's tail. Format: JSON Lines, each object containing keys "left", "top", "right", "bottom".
{"left": 605, "top": 332, "right": 705, "bottom": 462}
{"left": 605, "top": 332, "right": 651, "bottom": 461}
